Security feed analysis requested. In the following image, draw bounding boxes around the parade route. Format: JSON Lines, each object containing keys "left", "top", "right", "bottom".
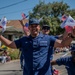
{"left": 0, "top": 51, "right": 70, "bottom": 75}
{"left": 0, "top": 60, "right": 23, "bottom": 75}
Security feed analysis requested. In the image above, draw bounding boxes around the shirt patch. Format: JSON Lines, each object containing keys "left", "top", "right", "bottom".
{"left": 40, "top": 41, "right": 48, "bottom": 46}
{"left": 33, "top": 41, "right": 38, "bottom": 48}
{"left": 25, "top": 42, "right": 28, "bottom": 44}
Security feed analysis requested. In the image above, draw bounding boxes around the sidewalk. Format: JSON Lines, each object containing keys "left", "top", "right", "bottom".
{"left": 0, "top": 59, "right": 20, "bottom": 64}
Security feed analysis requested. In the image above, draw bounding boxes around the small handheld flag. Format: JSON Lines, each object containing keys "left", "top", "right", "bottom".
{"left": 65, "top": 26, "right": 73, "bottom": 33}
{"left": 64, "top": 15, "right": 75, "bottom": 27}
{"left": 60, "top": 15, "right": 75, "bottom": 28}
{"left": 60, "top": 15, "right": 75, "bottom": 33}
{"left": 61, "top": 14, "right": 68, "bottom": 21}
{"left": 0, "top": 17, "right": 7, "bottom": 33}
{"left": 21, "top": 13, "right": 28, "bottom": 19}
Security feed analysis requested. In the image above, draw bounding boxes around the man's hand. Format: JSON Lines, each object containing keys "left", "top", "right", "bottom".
{"left": 19, "top": 20, "right": 24, "bottom": 26}
{"left": 71, "top": 28, "right": 75, "bottom": 37}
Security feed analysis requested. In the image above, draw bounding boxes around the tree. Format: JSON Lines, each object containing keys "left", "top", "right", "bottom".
{"left": 29, "top": 1, "right": 73, "bottom": 35}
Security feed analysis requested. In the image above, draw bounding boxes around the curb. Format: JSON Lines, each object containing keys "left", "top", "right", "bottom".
{"left": 0, "top": 59, "right": 20, "bottom": 64}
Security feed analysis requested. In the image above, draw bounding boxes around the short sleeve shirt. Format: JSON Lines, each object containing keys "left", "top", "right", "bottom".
{"left": 50, "top": 35, "right": 59, "bottom": 61}
{"left": 56, "top": 56, "right": 75, "bottom": 75}
{"left": 14, "top": 33, "right": 56, "bottom": 75}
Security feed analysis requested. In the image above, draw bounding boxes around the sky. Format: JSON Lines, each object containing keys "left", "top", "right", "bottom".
{"left": 0, "top": 0, "right": 75, "bottom": 20}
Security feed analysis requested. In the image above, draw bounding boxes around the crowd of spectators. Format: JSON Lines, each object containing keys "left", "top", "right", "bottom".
{"left": 0, "top": 50, "right": 11, "bottom": 63}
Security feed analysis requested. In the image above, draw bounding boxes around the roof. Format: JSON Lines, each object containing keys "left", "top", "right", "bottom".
{"left": 3, "top": 19, "right": 29, "bottom": 33}
{"left": 6, "top": 26, "right": 23, "bottom": 33}
{"left": 7, "top": 19, "right": 28, "bottom": 30}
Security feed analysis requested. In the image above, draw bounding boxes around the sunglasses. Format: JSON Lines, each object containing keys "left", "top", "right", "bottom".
{"left": 42, "top": 27, "right": 50, "bottom": 30}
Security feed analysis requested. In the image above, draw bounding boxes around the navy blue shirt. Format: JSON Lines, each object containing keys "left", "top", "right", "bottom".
{"left": 20, "top": 50, "right": 24, "bottom": 67}
{"left": 14, "top": 33, "right": 56, "bottom": 75}
{"left": 56, "top": 56, "right": 75, "bottom": 75}
{"left": 50, "top": 35, "right": 59, "bottom": 61}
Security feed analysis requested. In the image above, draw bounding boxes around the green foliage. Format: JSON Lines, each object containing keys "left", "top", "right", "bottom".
{"left": 8, "top": 49, "right": 20, "bottom": 60}
{"left": 29, "top": 1, "right": 75, "bottom": 35}
{"left": 51, "top": 1, "right": 69, "bottom": 17}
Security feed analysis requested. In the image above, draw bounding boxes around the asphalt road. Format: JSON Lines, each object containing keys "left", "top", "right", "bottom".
{"left": 53, "top": 51, "right": 70, "bottom": 75}
{"left": 0, "top": 51, "right": 70, "bottom": 75}
{"left": 0, "top": 60, "right": 23, "bottom": 75}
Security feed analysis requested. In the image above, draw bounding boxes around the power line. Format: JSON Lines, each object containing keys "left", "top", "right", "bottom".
{"left": 0, "top": 0, "right": 27, "bottom": 10}
{"left": 0, "top": 7, "right": 33, "bottom": 16}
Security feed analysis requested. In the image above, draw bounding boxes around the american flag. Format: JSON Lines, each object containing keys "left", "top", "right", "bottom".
{"left": 60, "top": 20, "right": 67, "bottom": 28}
{"left": 65, "top": 26, "right": 73, "bottom": 33}
{"left": 65, "top": 15, "right": 75, "bottom": 27}
{"left": 61, "top": 14, "right": 68, "bottom": 21}
{"left": 60, "top": 15, "right": 75, "bottom": 33}
{"left": 60, "top": 15, "right": 75, "bottom": 28}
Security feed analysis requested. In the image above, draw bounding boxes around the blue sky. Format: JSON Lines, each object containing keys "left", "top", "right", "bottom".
{"left": 0, "top": 0, "right": 75, "bottom": 20}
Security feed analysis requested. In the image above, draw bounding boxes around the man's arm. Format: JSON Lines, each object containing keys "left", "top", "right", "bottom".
{"left": 54, "top": 29, "right": 75, "bottom": 48}
{"left": 19, "top": 20, "right": 30, "bottom": 36}
{"left": 0, "top": 35, "right": 17, "bottom": 48}
{"left": 54, "top": 36, "right": 72, "bottom": 48}
{"left": 51, "top": 60, "right": 57, "bottom": 65}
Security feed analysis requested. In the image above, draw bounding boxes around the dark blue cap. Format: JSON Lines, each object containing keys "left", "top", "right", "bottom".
{"left": 42, "top": 25, "right": 50, "bottom": 30}
{"left": 42, "top": 25, "right": 50, "bottom": 28}
{"left": 29, "top": 18, "right": 40, "bottom": 25}
{"left": 70, "top": 44, "right": 75, "bottom": 51}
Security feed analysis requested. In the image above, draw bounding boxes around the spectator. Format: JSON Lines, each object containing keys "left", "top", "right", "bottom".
{"left": 0, "top": 50, "right": 7, "bottom": 63}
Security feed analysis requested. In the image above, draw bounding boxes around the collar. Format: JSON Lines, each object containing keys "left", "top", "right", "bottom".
{"left": 28, "top": 33, "right": 44, "bottom": 39}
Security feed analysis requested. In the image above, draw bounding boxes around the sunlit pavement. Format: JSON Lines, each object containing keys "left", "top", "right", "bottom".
{"left": 0, "top": 60, "right": 23, "bottom": 75}
{"left": 0, "top": 51, "right": 70, "bottom": 75}
{"left": 53, "top": 51, "right": 70, "bottom": 75}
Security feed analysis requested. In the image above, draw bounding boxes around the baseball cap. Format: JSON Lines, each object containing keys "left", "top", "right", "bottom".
{"left": 29, "top": 18, "right": 40, "bottom": 25}
{"left": 70, "top": 44, "right": 75, "bottom": 51}
{"left": 42, "top": 25, "right": 50, "bottom": 30}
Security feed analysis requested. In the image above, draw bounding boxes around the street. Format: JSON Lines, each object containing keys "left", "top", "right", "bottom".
{"left": 0, "top": 60, "right": 23, "bottom": 75}
{"left": 53, "top": 52, "right": 70, "bottom": 75}
{"left": 0, "top": 51, "right": 70, "bottom": 75}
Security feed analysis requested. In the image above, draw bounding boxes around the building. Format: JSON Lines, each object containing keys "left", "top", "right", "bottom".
{"left": 0, "top": 19, "right": 28, "bottom": 46}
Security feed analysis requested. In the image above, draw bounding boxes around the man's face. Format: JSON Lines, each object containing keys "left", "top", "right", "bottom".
{"left": 42, "top": 27, "right": 50, "bottom": 35}
{"left": 28, "top": 24, "right": 40, "bottom": 37}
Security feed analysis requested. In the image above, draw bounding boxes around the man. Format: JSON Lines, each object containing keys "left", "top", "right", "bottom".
{"left": 42, "top": 25, "right": 50, "bottom": 35}
{"left": 42, "top": 25, "right": 60, "bottom": 75}
{"left": 42, "top": 25, "right": 55, "bottom": 74}
{"left": 51, "top": 44, "right": 75, "bottom": 75}
{"left": 0, "top": 18, "right": 75, "bottom": 75}
{"left": 42, "top": 25, "right": 60, "bottom": 60}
